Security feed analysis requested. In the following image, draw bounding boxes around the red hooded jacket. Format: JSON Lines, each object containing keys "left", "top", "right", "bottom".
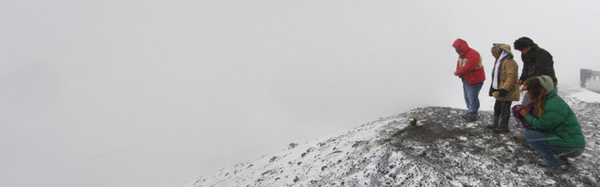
{"left": 453, "top": 39, "right": 485, "bottom": 85}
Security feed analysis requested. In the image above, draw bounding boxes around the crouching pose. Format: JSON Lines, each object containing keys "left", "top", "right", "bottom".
{"left": 515, "top": 75, "right": 586, "bottom": 166}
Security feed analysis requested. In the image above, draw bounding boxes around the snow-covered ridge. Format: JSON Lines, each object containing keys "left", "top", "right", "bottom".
{"left": 187, "top": 93, "right": 600, "bottom": 186}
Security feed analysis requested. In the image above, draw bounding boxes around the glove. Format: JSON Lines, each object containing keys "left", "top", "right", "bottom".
{"left": 498, "top": 89, "right": 508, "bottom": 97}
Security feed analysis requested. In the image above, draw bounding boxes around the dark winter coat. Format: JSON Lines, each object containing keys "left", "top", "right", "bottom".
{"left": 453, "top": 39, "right": 486, "bottom": 85}
{"left": 489, "top": 44, "right": 520, "bottom": 101}
{"left": 524, "top": 91, "right": 586, "bottom": 148}
{"left": 519, "top": 45, "right": 558, "bottom": 84}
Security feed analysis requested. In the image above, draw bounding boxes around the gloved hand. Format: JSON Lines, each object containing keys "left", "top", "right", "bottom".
{"left": 498, "top": 89, "right": 508, "bottom": 97}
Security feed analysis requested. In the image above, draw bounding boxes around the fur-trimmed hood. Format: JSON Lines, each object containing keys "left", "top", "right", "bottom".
{"left": 496, "top": 43, "right": 514, "bottom": 57}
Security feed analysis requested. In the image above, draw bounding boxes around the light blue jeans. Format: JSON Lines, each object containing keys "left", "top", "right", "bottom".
{"left": 524, "top": 129, "right": 584, "bottom": 166}
{"left": 463, "top": 79, "right": 483, "bottom": 120}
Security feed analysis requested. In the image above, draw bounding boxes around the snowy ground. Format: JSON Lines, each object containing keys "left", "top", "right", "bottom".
{"left": 185, "top": 89, "right": 600, "bottom": 186}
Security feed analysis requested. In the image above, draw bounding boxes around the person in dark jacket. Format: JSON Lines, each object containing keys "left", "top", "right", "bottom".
{"left": 513, "top": 37, "right": 557, "bottom": 106}
{"left": 514, "top": 75, "right": 585, "bottom": 167}
{"left": 453, "top": 38, "right": 486, "bottom": 122}
{"left": 488, "top": 44, "right": 520, "bottom": 133}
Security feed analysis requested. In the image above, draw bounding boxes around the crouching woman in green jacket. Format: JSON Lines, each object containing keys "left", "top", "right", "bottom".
{"left": 515, "top": 75, "right": 586, "bottom": 166}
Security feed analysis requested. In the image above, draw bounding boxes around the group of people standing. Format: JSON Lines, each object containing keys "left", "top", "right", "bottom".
{"left": 452, "top": 37, "right": 585, "bottom": 167}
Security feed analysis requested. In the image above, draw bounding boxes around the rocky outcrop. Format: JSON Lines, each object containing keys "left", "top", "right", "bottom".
{"left": 192, "top": 99, "right": 600, "bottom": 186}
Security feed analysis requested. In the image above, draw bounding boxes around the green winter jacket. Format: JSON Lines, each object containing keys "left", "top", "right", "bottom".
{"left": 524, "top": 91, "right": 586, "bottom": 148}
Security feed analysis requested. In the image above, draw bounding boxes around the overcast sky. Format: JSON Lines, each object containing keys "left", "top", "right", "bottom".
{"left": 2, "top": 0, "right": 600, "bottom": 186}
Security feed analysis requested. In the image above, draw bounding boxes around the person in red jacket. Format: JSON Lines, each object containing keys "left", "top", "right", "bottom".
{"left": 453, "top": 38, "right": 486, "bottom": 122}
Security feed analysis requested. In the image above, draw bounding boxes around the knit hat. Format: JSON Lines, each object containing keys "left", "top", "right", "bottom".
{"left": 514, "top": 37, "right": 535, "bottom": 50}
{"left": 537, "top": 75, "right": 554, "bottom": 93}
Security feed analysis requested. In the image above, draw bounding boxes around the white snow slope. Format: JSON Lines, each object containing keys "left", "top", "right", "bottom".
{"left": 186, "top": 90, "right": 600, "bottom": 186}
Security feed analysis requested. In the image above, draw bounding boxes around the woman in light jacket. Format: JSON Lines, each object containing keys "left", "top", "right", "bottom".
{"left": 488, "top": 43, "right": 520, "bottom": 132}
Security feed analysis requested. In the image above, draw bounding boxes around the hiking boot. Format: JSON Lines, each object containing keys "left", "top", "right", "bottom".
{"left": 494, "top": 127, "right": 509, "bottom": 133}
{"left": 461, "top": 115, "right": 477, "bottom": 122}
{"left": 537, "top": 161, "right": 566, "bottom": 168}
{"left": 487, "top": 124, "right": 498, "bottom": 129}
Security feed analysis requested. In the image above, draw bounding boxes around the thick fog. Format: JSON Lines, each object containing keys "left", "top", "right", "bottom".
{"left": 1, "top": 1, "right": 599, "bottom": 186}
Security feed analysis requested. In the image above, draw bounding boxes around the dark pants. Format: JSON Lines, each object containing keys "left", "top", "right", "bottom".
{"left": 493, "top": 100, "right": 512, "bottom": 129}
